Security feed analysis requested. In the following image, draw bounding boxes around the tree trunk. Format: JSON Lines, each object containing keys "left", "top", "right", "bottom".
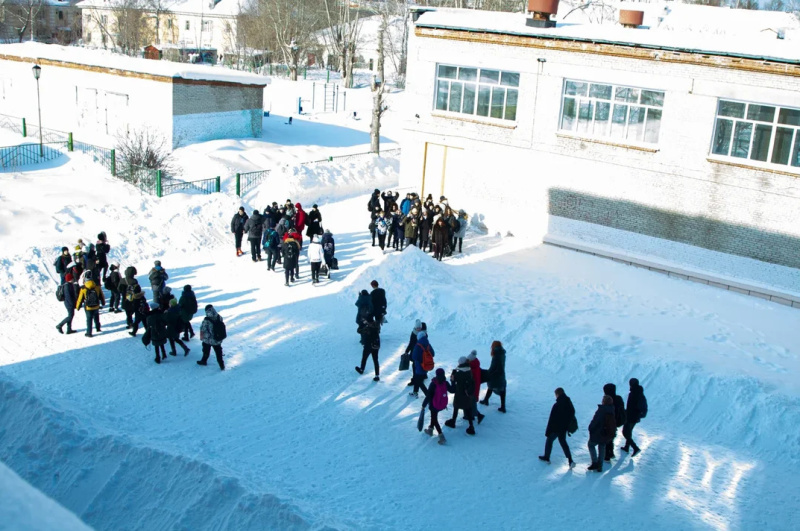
{"left": 370, "top": 25, "right": 385, "bottom": 154}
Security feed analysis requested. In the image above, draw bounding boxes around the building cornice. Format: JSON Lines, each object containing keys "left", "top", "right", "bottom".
{"left": 415, "top": 26, "right": 800, "bottom": 78}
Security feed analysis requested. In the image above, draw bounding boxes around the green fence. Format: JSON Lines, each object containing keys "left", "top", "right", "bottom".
{"left": 236, "top": 169, "right": 271, "bottom": 197}
{"left": 162, "top": 176, "right": 220, "bottom": 196}
{"left": 300, "top": 147, "right": 401, "bottom": 167}
{"left": 0, "top": 141, "right": 68, "bottom": 172}
{"left": 0, "top": 113, "right": 23, "bottom": 135}
{"left": 73, "top": 140, "right": 116, "bottom": 174}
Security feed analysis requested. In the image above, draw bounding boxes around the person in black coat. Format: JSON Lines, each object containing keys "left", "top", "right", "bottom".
{"left": 305, "top": 204, "right": 322, "bottom": 238}
{"left": 244, "top": 209, "right": 265, "bottom": 262}
{"left": 147, "top": 303, "right": 169, "bottom": 364}
{"left": 178, "top": 284, "right": 198, "bottom": 340}
{"left": 481, "top": 341, "right": 507, "bottom": 412}
{"left": 96, "top": 232, "right": 111, "bottom": 282}
{"left": 539, "top": 388, "right": 576, "bottom": 467}
{"left": 370, "top": 280, "right": 386, "bottom": 324}
{"left": 355, "top": 290, "right": 372, "bottom": 325}
{"left": 603, "top": 383, "right": 626, "bottom": 461}
{"left": 431, "top": 218, "right": 448, "bottom": 261}
{"left": 231, "top": 207, "right": 249, "bottom": 256}
{"left": 165, "top": 299, "right": 190, "bottom": 356}
{"left": 588, "top": 395, "right": 616, "bottom": 472}
{"left": 622, "top": 378, "right": 646, "bottom": 456}
{"left": 355, "top": 316, "right": 381, "bottom": 381}
{"left": 54, "top": 246, "right": 71, "bottom": 284}
{"left": 444, "top": 357, "right": 476, "bottom": 435}
{"left": 403, "top": 319, "right": 424, "bottom": 387}
{"left": 105, "top": 263, "right": 122, "bottom": 313}
{"left": 56, "top": 273, "right": 79, "bottom": 334}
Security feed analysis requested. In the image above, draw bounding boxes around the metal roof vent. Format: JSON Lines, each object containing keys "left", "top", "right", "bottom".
{"left": 526, "top": 0, "right": 559, "bottom": 29}
{"left": 620, "top": 9, "right": 645, "bottom": 29}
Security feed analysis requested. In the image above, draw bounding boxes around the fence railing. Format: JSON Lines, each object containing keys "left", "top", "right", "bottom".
{"left": 0, "top": 141, "right": 67, "bottom": 171}
{"left": 162, "top": 176, "right": 220, "bottom": 196}
{"left": 299, "top": 147, "right": 401, "bottom": 167}
{"left": 73, "top": 140, "right": 115, "bottom": 174}
{"left": 0, "top": 113, "right": 23, "bottom": 135}
{"left": 236, "top": 169, "right": 271, "bottom": 197}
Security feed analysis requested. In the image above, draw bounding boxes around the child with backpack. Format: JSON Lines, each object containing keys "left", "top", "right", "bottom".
{"left": 198, "top": 304, "right": 226, "bottom": 370}
{"left": 104, "top": 263, "right": 122, "bottom": 313}
{"left": 262, "top": 226, "right": 281, "bottom": 271}
{"left": 409, "top": 328, "right": 435, "bottom": 398}
{"left": 421, "top": 368, "right": 449, "bottom": 445}
{"left": 75, "top": 274, "right": 105, "bottom": 337}
{"left": 375, "top": 210, "right": 388, "bottom": 251}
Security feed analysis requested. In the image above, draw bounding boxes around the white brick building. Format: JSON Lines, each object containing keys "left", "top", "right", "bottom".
{"left": 0, "top": 42, "right": 268, "bottom": 148}
{"left": 401, "top": 5, "right": 800, "bottom": 279}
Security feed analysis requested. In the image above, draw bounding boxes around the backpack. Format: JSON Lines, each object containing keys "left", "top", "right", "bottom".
{"left": 84, "top": 287, "right": 100, "bottom": 308}
{"left": 639, "top": 394, "right": 648, "bottom": 419}
{"left": 601, "top": 413, "right": 616, "bottom": 440}
{"left": 452, "top": 218, "right": 461, "bottom": 232}
{"left": 284, "top": 240, "right": 298, "bottom": 260}
{"left": 104, "top": 274, "right": 117, "bottom": 291}
{"left": 614, "top": 398, "right": 627, "bottom": 427}
{"left": 431, "top": 380, "right": 449, "bottom": 411}
{"left": 421, "top": 344, "right": 434, "bottom": 372}
{"left": 567, "top": 415, "right": 578, "bottom": 435}
{"left": 126, "top": 284, "right": 137, "bottom": 302}
{"left": 56, "top": 284, "right": 65, "bottom": 302}
{"left": 376, "top": 218, "right": 388, "bottom": 235}
{"left": 212, "top": 318, "right": 227, "bottom": 342}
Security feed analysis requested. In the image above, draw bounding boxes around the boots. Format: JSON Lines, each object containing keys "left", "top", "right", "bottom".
{"left": 466, "top": 425, "right": 475, "bottom": 435}
{"left": 444, "top": 418, "right": 456, "bottom": 429}
{"left": 236, "top": 248, "right": 242, "bottom": 256}
{"left": 438, "top": 434, "right": 446, "bottom": 445}
{"left": 423, "top": 427, "right": 433, "bottom": 436}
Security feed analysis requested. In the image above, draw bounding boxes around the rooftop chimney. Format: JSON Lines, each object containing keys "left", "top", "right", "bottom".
{"left": 619, "top": 9, "right": 644, "bottom": 29}
{"left": 526, "top": 0, "right": 559, "bottom": 29}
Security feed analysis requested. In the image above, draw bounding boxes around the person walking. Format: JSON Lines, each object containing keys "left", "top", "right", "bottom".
{"left": 75, "top": 274, "right": 105, "bottom": 337}
{"left": 467, "top": 350, "right": 485, "bottom": 423}
{"left": 54, "top": 246, "right": 71, "bottom": 284}
{"left": 147, "top": 303, "right": 169, "bottom": 364}
{"left": 321, "top": 229, "right": 335, "bottom": 279}
{"left": 282, "top": 234, "right": 300, "bottom": 286}
{"left": 355, "top": 289, "right": 372, "bottom": 325}
{"left": 128, "top": 285, "right": 149, "bottom": 337}
{"left": 588, "top": 395, "right": 617, "bottom": 472}
{"left": 178, "top": 285, "right": 198, "bottom": 341}
{"left": 231, "top": 207, "right": 249, "bottom": 257}
{"left": 120, "top": 266, "right": 139, "bottom": 328}
{"left": 375, "top": 210, "right": 388, "bottom": 251}
{"left": 404, "top": 319, "right": 424, "bottom": 388}
{"left": 603, "top": 383, "right": 627, "bottom": 462}
{"left": 294, "top": 203, "right": 307, "bottom": 233}
{"left": 480, "top": 341, "right": 507, "bottom": 412}
{"left": 539, "top": 388, "right": 576, "bottom": 467}
{"left": 370, "top": 280, "right": 387, "bottom": 324}
{"left": 421, "top": 368, "right": 449, "bottom": 445}
{"left": 198, "top": 304, "right": 226, "bottom": 371}
{"left": 149, "top": 260, "right": 168, "bottom": 303}
{"left": 56, "top": 273, "right": 78, "bottom": 334}
{"left": 96, "top": 232, "right": 111, "bottom": 282}
{"left": 444, "top": 357, "right": 477, "bottom": 435}
{"left": 409, "top": 325, "right": 434, "bottom": 398}
{"left": 621, "top": 378, "right": 647, "bottom": 457}
{"left": 454, "top": 210, "right": 468, "bottom": 253}
{"left": 307, "top": 234, "right": 324, "bottom": 284}
{"left": 104, "top": 263, "right": 122, "bottom": 313}
{"left": 306, "top": 204, "right": 322, "bottom": 238}
{"left": 355, "top": 315, "right": 381, "bottom": 381}
{"left": 263, "top": 226, "right": 281, "bottom": 271}
{"left": 431, "top": 218, "right": 448, "bottom": 261}
{"left": 244, "top": 209, "right": 265, "bottom": 262}
{"left": 165, "top": 299, "right": 190, "bottom": 357}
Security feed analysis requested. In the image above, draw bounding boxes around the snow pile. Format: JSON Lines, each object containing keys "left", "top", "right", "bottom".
{"left": 0, "top": 459, "right": 93, "bottom": 531}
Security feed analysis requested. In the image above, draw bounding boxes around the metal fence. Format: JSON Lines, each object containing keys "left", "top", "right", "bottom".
{"left": 73, "top": 140, "right": 115, "bottom": 174}
{"left": 162, "top": 176, "right": 219, "bottom": 196}
{"left": 236, "top": 169, "right": 271, "bottom": 197}
{"left": 0, "top": 141, "right": 67, "bottom": 172}
{"left": 0, "top": 113, "right": 23, "bottom": 135}
{"left": 300, "top": 147, "right": 401, "bottom": 167}
{"left": 25, "top": 123, "right": 69, "bottom": 143}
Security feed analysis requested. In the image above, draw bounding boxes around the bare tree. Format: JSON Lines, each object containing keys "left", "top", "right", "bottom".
{"left": 116, "top": 126, "right": 176, "bottom": 180}
{"left": 2, "top": 0, "right": 45, "bottom": 42}
{"left": 112, "top": 0, "right": 151, "bottom": 55}
{"left": 370, "top": 19, "right": 387, "bottom": 153}
{"left": 252, "top": 0, "right": 320, "bottom": 81}
{"left": 321, "top": 0, "right": 362, "bottom": 88}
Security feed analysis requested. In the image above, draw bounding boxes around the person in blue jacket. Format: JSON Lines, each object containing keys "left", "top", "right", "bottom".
{"left": 409, "top": 328, "right": 434, "bottom": 398}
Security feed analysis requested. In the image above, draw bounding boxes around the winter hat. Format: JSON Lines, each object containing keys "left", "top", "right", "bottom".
{"left": 110, "top": 264, "right": 118, "bottom": 271}
{"left": 458, "top": 356, "right": 468, "bottom": 365}
{"left": 169, "top": 298, "right": 178, "bottom": 307}
{"left": 205, "top": 304, "right": 214, "bottom": 312}
{"left": 435, "top": 368, "right": 446, "bottom": 379}
{"left": 370, "top": 280, "right": 379, "bottom": 288}
{"left": 414, "top": 319, "right": 422, "bottom": 331}
{"left": 312, "top": 204, "right": 318, "bottom": 209}
{"left": 239, "top": 206, "right": 245, "bottom": 212}
{"left": 603, "top": 383, "right": 616, "bottom": 396}
{"left": 374, "top": 188, "right": 380, "bottom": 194}
{"left": 154, "top": 260, "right": 161, "bottom": 267}
{"left": 253, "top": 209, "right": 260, "bottom": 215}
{"left": 629, "top": 378, "right": 640, "bottom": 388}
{"left": 467, "top": 350, "right": 477, "bottom": 361}
{"left": 65, "top": 273, "right": 74, "bottom": 282}
{"left": 324, "top": 228, "right": 331, "bottom": 234}
{"left": 184, "top": 284, "right": 192, "bottom": 291}
{"left": 61, "top": 246, "right": 69, "bottom": 252}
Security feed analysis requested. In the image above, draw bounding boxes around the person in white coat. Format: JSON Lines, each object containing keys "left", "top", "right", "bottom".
{"left": 307, "top": 235, "right": 324, "bottom": 284}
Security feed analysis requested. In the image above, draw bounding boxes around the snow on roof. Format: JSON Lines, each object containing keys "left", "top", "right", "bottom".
{"left": 0, "top": 42, "right": 270, "bottom": 86}
{"left": 75, "top": 0, "right": 241, "bottom": 17}
{"left": 415, "top": 6, "right": 800, "bottom": 65}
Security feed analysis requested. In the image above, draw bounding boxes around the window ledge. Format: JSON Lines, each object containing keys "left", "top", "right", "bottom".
{"left": 706, "top": 156, "right": 800, "bottom": 177}
{"left": 430, "top": 111, "right": 517, "bottom": 129}
{"left": 556, "top": 132, "right": 660, "bottom": 153}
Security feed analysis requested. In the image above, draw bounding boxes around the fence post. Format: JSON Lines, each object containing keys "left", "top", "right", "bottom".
{"left": 303, "top": 67, "right": 307, "bottom": 80}
{"left": 22, "top": 118, "right": 26, "bottom": 137}
{"left": 110, "top": 149, "right": 116, "bottom": 176}
{"left": 236, "top": 173, "right": 241, "bottom": 196}
{"left": 156, "top": 170, "right": 163, "bottom": 198}
{"left": 326, "top": 69, "right": 330, "bottom": 83}
{"left": 67, "top": 133, "right": 73, "bottom": 152}
{"left": 215, "top": 176, "right": 220, "bottom": 193}
{"left": 328, "top": 156, "right": 333, "bottom": 162}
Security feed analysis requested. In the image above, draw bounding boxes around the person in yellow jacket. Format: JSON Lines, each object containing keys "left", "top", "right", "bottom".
{"left": 76, "top": 272, "right": 105, "bottom": 337}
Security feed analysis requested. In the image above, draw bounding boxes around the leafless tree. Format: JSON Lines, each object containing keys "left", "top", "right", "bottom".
{"left": 321, "top": 0, "right": 362, "bottom": 88}
{"left": 370, "top": 17, "right": 387, "bottom": 153}
{"left": 1, "top": 0, "right": 46, "bottom": 42}
{"left": 112, "top": 0, "right": 151, "bottom": 55}
{"left": 249, "top": 0, "right": 321, "bottom": 81}
{"left": 116, "top": 126, "right": 176, "bottom": 180}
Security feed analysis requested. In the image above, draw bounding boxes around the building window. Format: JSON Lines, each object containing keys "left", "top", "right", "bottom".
{"left": 185, "top": 20, "right": 190, "bottom": 30}
{"left": 559, "top": 80, "right": 665, "bottom": 144}
{"left": 711, "top": 99, "right": 800, "bottom": 168}
{"left": 202, "top": 20, "right": 212, "bottom": 32}
{"left": 167, "top": 18, "right": 172, "bottom": 29}
{"left": 101, "top": 15, "right": 108, "bottom": 25}
{"left": 58, "top": 10, "right": 63, "bottom": 20}
{"left": 434, "top": 64, "right": 519, "bottom": 121}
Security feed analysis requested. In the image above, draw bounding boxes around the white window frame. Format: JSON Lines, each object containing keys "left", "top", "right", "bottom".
{"left": 433, "top": 64, "right": 520, "bottom": 122}
{"left": 558, "top": 79, "right": 665, "bottom": 145}
{"left": 202, "top": 20, "right": 212, "bottom": 33}
{"left": 709, "top": 98, "right": 800, "bottom": 170}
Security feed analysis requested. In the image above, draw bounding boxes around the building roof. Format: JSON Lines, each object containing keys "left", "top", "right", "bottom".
{"left": 414, "top": 5, "right": 800, "bottom": 65}
{"left": 0, "top": 42, "right": 269, "bottom": 86}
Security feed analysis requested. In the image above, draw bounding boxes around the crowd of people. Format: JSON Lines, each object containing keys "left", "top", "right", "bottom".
{"left": 367, "top": 189, "right": 469, "bottom": 260}
{"left": 54, "top": 234, "right": 228, "bottom": 369}
{"left": 230, "top": 200, "right": 336, "bottom": 286}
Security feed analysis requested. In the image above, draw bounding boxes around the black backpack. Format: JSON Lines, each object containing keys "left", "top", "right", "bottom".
{"left": 452, "top": 218, "right": 460, "bottom": 232}
{"left": 567, "top": 415, "right": 578, "bottom": 436}
{"left": 85, "top": 287, "right": 100, "bottom": 308}
{"left": 56, "top": 284, "right": 65, "bottom": 302}
{"left": 639, "top": 394, "right": 648, "bottom": 419}
{"left": 284, "top": 241, "right": 297, "bottom": 260}
{"left": 212, "top": 318, "right": 227, "bottom": 341}
{"left": 601, "top": 413, "right": 616, "bottom": 440}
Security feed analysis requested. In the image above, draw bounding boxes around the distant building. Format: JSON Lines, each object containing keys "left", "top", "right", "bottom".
{"left": 402, "top": 4, "right": 800, "bottom": 273}
{"left": 0, "top": 42, "right": 269, "bottom": 148}
{"left": 0, "top": 0, "right": 82, "bottom": 44}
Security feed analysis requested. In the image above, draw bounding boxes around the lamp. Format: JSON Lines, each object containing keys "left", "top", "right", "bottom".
{"left": 32, "top": 65, "right": 43, "bottom": 157}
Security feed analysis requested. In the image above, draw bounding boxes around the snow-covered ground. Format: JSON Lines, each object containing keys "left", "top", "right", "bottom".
{"left": 0, "top": 138, "right": 798, "bottom": 531}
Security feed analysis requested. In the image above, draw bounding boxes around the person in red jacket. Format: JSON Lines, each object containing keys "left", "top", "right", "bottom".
{"left": 467, "top": 350, "right": 485, "bottom": 424}
{"left": 294, "top": 203, "right": 307, "bottom": 232}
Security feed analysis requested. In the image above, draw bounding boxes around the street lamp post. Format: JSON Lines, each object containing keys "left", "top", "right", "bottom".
{"left": 32, "top": 65, "right": 43, "bottom": 158}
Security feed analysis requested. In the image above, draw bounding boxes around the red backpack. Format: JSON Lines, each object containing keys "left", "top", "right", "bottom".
{"left": 421, "top": 344, "right": 434, "bottom": 372}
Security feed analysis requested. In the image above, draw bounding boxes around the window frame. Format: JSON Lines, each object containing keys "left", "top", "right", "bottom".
{"left": 709, "top": 98, "right": 800, "bottom": 170}
{"left": 432, "top": 63, "right": 520, "bottom": 123}
{"left": 558, "top": 79, "right": 666, "bottom": 146}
